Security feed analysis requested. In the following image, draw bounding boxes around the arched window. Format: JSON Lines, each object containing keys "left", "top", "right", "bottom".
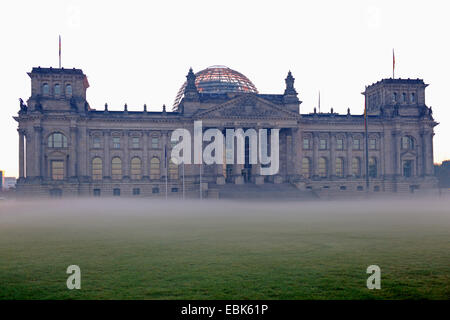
{"left": 150, "top": 157, "right": 160, "bottom": 179}
{"left": 318, "top": 157, "right": 328, "bottom": 178}
{"left": 302, "top": 157, "right": 311, "bottom": 179}
{"left": 54, "top": 84, "right": 60, "bottom": 96}
{"left": 111, "top": 157, "right": 122, "bottom": 180}
{"left": 401, "top": 136, "right": 414, "bottom": 150}
{"left": 369, "top": 157, "right": 377, "bottom": 178}
{"left": 48, "top": 133, "right": 67, "bottom": 148}
{"left": 131, "top": 157, "right": 142, "bottom": 180}
{"left": 168, "top": 159, "right": 179, "bottom": 180}
{"left": 352, "top": 157, "right": 361, "bottom": 177}
{"left": 92, "top": 157, "right": 103, "bottom": 181}
{"left": 393, "top": 92, "right": 397, "bottom": 102}
{"left": 336, "top": 157, "right": 344, "bottom": 177}
{"left": 410, "top": 92, "right": 415, "bottom": 103}
{"left": 65, "top": 84, "right": 72, "bottom": 96}
{"left": 402, "top": 92, "right": 407, "bottom": 103}
{"left": 42, "top": 83, "right": 49, "bottom": 95}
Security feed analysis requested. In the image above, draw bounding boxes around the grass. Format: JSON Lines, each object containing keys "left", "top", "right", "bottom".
{"left": 0, "top": 198, "right": 449, "bottom": 300}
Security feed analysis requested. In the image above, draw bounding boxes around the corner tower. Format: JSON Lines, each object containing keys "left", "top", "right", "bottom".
{"left": 27, "top": 67, "right": 90, "bottom": 113}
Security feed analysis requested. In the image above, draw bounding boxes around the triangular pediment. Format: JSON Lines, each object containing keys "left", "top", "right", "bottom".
{"left": 193, "top": 95, "right": 299, "bottom": 120}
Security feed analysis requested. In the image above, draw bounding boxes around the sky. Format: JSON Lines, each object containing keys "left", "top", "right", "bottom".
{"left": 0, "top": 0, "right": 449, "bottom": 177}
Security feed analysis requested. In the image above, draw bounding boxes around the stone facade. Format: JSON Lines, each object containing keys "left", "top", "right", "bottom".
{"left": 14, "top": 66, "right": 438, "bottom": 198}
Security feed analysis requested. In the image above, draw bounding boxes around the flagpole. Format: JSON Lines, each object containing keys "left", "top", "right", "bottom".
{"left": 59, "top": 35, "right": 61, "bottom": 68}
{"left": 318, "top": 90, "right": 321, "bottom": 113}
{"left": 364, "top": 86, "right": 369, "bottom": 193}
{"left": 392, "top": 49, "right": 395, "bottom": 79}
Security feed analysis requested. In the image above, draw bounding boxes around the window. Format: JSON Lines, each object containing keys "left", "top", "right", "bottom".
{"left": 318, "top": 157, "right": 328, "bottom": 178}
{"left": 48, "top": 133, "right": 67, "bottom": 148}
{"left": 392, "top": 92, "right": 397, "bottom": 102}
{"left": 112, "top": 137, "right": 121, "bottom": 149}
{"left": 93, "top": 189, "right": 101, "bottom": 197}
{"left": 374, "top": 186, "right": 380, "bottom": 192}
{"left": 353, "top": 138, "right": 360, "bottom": 150}
{"left": 340, "top": 186, "right": 347, "bottom": 190}
{"left": 111, "top": 157, "right": 122, "bottom": 180}
{"left": 93, "top": 136, "right": 101, "bottom": 148}
{"left": 302, "top": 157, "right": 311, "bottom": 179}
{"left": 152, "top": 136, "right": 159, "bottom": 149}
{"left": 319, "top": 139, "right": 327, "bottom": 150}
{"left": 150, "top": 157, "right": 160, "bottom": 179}
{"left": 133, "top": 188, "right": 140, "bottom": 196}
{"left": 336, "top": 157, "right": 344, "bottom": 177}
{"left": 92, "top": 157, "right": 103, "bottom": 181}
{"left": 402, "top": 136, "right": 414, "bottom": 150}
{"left": 336, "top": 138, "right": 344, "bottom": 150}
{"left": 369, "top": 157, "right": 377, "bottom": 178}
{"left": 303, "top": 138, "right": 310, "bottom": 150}
{"left": 131, "top": 157, "right": 142, "bottom": 180}
{"left": 51, "top": 160, "right": 64, "bottom": 180}
{"left": 369, "top": 138, "right": 376, "bottom": 150}
{"left": 403, "top": 160, "right": 413, "bottom": 177}
{"left": 65, "top": 84, "right": 72, "bottom": 96}
{"left": 357, "top": 186, "right": 364, "bottom": 191}
{"left": 410, "top": 92, "right": 415, "bottom": 103}
{"left": 54, "top": 84, "right": 60, "bottom": 96}
{"left": 42, "top": 83, "right": 49, "bottom": 95}
{"left": 152, "top": 187, "right": 159, "bottom": 194}
{"left": 352, "top": 157, "right": 361, "bottom": 177}
{"left": 113, "top": 188, "right": 120, "bottom": 196}
{"left": 171, "top": 187, "right": 178, "bottom": 193}
{"left": 132, "top": 137, "right": 140, "bottom": 149}
{"left": 402, "top": 92, "right": 407, "bottom": 103}
{"left": 168, "top": 159, "right": 179, "bottom": 180}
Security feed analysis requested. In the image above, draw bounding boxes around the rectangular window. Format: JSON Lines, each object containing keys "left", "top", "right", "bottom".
{"left": 113, "top": 188, "right": 121, "bottom": 196}
{"left": 336, "top": 138, "right": 344, "bottom": 150}
{"left": 132, "top": 137, "right": 140, "bottom": 149}
{"left": 152, "top": 137, "right": 159, "bottom": 149}
{"left": 303, "top": 138, "right": 310, "bottom": 150}
{"left": 93, "top": 189, "right": 101, "bottom": 197}
{"left": 369, "top": 138, "right": 376, "bottom": 150}
{"left": 319, "top": 139, "right": 327, "bottom": 150}
{"left": 353, "top": 139, "right": 360, "bottom": 150}
{"left": 152, "top": 187, "right": 159, "bottom": 194}
{"left": 132, "top": 188, "right": 140, "bottom": 195}
{"left": 51, "top": 160, "right": 64, "bottom": 180}
{"left": 112, "top": 137, "right": 120, "bottom": 149}
{"left": 93, "top": 137, "right": 101, "bottom": 148}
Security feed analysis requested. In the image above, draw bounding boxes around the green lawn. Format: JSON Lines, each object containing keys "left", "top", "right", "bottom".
{"left": 0, "top": 198, "right": 449, "bottom": 299}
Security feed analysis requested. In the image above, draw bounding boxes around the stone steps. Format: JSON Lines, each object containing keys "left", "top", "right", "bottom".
{"left": 210, "top": 183, "right": 318, "bottom": 200}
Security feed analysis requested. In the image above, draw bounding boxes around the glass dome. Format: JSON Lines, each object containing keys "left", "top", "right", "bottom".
{"left": 173, "top": 65, "right": 258, "bottom": 108}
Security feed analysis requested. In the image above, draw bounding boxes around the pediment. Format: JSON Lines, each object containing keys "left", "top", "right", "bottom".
{"left": 400, "top": 150, "right": 417, "bottom": 158}
{"left": 194, "top": 95, "right": 299, "bottom": 120}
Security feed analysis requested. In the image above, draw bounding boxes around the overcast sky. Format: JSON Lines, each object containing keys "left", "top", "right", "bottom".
{"left": 1, "top": 0, "right": 449, "bottom": 177}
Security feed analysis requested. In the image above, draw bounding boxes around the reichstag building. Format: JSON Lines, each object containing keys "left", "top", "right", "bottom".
{"left": 14, "top": 65, "right": 438, "bottom": 198}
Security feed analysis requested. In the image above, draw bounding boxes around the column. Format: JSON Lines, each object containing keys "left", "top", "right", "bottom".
{"left": 330, "top": 133, "right": 336, "bottom": 178}
{"left": 18, "top": 129, "right": 25, "bottom": 179}
{"left": 104, "top": 131, "right": 110, "bottom": 178}
{"left": 34, "top": 126, "right": 42, "bottom": 178}
{"left": 69, "top": 127, "right": 78, "bottom": 178}
{"left": 346, "top": 133, "right": 352, "bottom": 177}
{"left": 312, "top": 132, "right": 319, "bottom": 177}
{"left": 143, "top": 132, "right": 149, "bottom": 179}
{"left": 123, "top": 131, "right": 130, "bottom": 179}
